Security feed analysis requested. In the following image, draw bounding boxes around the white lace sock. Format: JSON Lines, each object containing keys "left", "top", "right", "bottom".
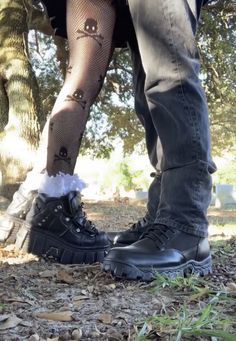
{"left": 38, "top": 172, "right": 86, "bottom": 197}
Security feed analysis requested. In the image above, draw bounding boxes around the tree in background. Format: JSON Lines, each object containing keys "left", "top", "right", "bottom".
{"left": 0, "top": 0, "right": 68, "bottom": 198}
{"left": 199, "top": 0, "right": 236, "bottom": 155}
{"left": 0, "top": 0, "right": 42, "bottom": 198}
{"left": 27, "top": 0, "right": 235, "bottom": 158}
{"left": 0, "top": 0, "right": 235, "bottom": 199}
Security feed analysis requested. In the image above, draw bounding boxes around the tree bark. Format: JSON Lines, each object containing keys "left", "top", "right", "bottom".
{"left": 53, "top": 36, "right": 68, "bottom": 79}
{"left": 30, "top": 5, "right": 68, "bottom": 79}
{"left": 0, "top": 0, "right": 42, "bottom": 199}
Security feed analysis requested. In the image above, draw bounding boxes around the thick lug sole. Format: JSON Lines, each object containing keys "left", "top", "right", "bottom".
{"left": 103, "top": 256, "right": 212, "bottom": 281}
{"left": 15, "top": 224, "right": 110, "bottom": 265}
{"left": 0, "top": 215, "right": 24, "bottom": 244}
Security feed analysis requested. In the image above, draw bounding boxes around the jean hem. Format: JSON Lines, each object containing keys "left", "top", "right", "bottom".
{"left": 154, "top": 217, "right": 208, "bottom": 238}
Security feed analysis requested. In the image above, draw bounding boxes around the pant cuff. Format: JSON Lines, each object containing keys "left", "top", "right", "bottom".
{"left": 154, "top": 217, "right": 208, "bottom": 238}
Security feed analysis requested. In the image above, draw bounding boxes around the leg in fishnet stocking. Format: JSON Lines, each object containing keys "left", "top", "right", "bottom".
{"left": 45, "top": 0, "right": 116, "bottom": 176}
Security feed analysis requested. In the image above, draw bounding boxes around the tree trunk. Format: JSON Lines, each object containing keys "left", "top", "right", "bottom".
{"left": 53, "top": 36, "right": 68, "bottom": 79}
{"left": 30, "top": 5, "right": 68, "bottom": 79}
{"left": 0, "top": 0, "right": 42, "bottom": 199}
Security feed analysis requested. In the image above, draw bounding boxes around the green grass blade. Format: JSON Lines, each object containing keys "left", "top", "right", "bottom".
{"left": 185, "top": 329, "right": 236, "bottom": 341}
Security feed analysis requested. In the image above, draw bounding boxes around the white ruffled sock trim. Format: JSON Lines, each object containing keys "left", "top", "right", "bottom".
{"left": 38, "top": 172, "right": 86, "bottom": 197}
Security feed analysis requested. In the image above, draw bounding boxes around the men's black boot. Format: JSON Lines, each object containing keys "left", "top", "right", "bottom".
{"left": 103, "top": 224, "right": 212, "bottom": 281}
{"left": 108, "top": 172, "right": 161, "bottom": 246}
{"left": 0, "top": 186, "right": 37, "bottom": 244}
{"left": 108, "top": 213, "right": 154, "bottom": 246}
{"left": 15, "top": 191, "right": 110, "bottom": 264}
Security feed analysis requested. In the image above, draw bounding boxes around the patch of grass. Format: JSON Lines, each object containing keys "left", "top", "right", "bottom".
{"left": 140, "top": 268, "right": 236, "bottom": 340}
{"left": 150, "top": 273, "right": 235, "bottom": 305}
{"left": 136, "top": 303, "right": 235, "bottom": 341}
{"left": 211, "top": 238, "right": 236, "bottom": 269}
{"left": 210, "top": 222, "right": 236, "bottom": 228}
{"left": 150, "top": 273, "right": 206, "bottom": 294}
{"left": 222, "top": 242, "right": 236, "bottom": 253}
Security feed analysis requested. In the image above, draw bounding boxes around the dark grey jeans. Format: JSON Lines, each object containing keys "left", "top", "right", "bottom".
{"left": 128, "top": 0, "right": 216, "bottom": 237}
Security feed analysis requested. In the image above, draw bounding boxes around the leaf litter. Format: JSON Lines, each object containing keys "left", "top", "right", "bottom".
{"left": 0, "top": 200, "right": 235, "bottom": 340}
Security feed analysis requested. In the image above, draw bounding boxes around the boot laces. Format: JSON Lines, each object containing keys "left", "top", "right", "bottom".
{"left": 142, "top": 224, "right": 176, "bottom": 248}
{"left": 129, "top": 215, "right": 151, "bottom": 232}
{"left": 72, "top": 203, "right": 98, "bottom": 235}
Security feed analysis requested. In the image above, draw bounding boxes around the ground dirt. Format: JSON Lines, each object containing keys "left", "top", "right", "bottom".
{"left": 0, "top": 200, "right": 235, "bottom": 341}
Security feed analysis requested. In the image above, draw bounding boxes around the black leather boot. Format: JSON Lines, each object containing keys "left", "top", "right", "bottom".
{"left": 0, "top": 186, "right": 37, "bottom": 244}
{"left": 103, "top": 224, "right": 212, "bottom": 281}
{"left": 15, "top": 191, "right": 110, "bottom": 264}
{"left": 108, "top": 172, "right": 161, "bottom": 246}
{"left": 108, "top": 214, "right": 154, "bottom": 246}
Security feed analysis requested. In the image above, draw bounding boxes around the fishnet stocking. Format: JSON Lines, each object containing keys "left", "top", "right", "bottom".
{"left": 44, "top": 0, "right": 115, "bottom": 175}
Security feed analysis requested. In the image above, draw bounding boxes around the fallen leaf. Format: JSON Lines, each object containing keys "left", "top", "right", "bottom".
{"left": 20, "top": 320, "right": 33, "bottom": 327}
{"left": 87, "top": 286, "right": 94, "bottom": 293}
{"left": 73, "top": 295, "right": 90, "bottom": 301}
{"left": 0, "top": 315, "right": 9, "bottom": 322}
{"left": 91, "top": 331, "right": 101, "bottom": 338}
{"left": 39, "top": 270, "right": 56, "bottom": 278}
{"left": 0, "top": 314, "right": 22, "bottom": 330}
{"left": 105, "top": 284, "right": 116, "bottom": 291}
{"left": 227, "top": 282, "right": 236, "bottom": 292}
{"left": 73, "top": 300, "right": 83, "bottom": 309}
{"left": 57, "top": 270, "right": 74, "bottom": 284}
{"left": 98, "top": 313, "right": 112, "bottom": 324}
{"left": 35, "top": 311, "right": 73, "bottom": 321}
{"left": 109, "top": 283, "right": 116, "bottom": 290}
{"left": 28, "top": 334, "right": 40, "bottom": 341}
{"left": 5, "top": 297, "right": 33, "bottom": 306}
{"left": 71, "top": 328, "right": 83, "bottom": 340}
{"left": 73, "top": 295, "right": 90, "bottom": 308}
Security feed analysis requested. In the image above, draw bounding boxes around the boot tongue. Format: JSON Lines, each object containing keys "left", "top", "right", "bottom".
{"left": 143, "top": 224, "right": 176, "bottom": 249}
{"left": 66, "top": 191, "right": 98, "bottom": 234}
{"left": 67, "top": 191, "right": 81, "bottom": 215}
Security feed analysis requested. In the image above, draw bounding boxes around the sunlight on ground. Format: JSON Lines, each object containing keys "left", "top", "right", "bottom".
{"left": 0, "top": 244, "right": 38, "bottom": 265}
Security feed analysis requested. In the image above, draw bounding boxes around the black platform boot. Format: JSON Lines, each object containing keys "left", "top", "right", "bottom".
{"left": 108, "top": 172, "right": 161, "bottom": 246}
{"left": 15, "top": 191, "right": 110, "bottom": 264}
